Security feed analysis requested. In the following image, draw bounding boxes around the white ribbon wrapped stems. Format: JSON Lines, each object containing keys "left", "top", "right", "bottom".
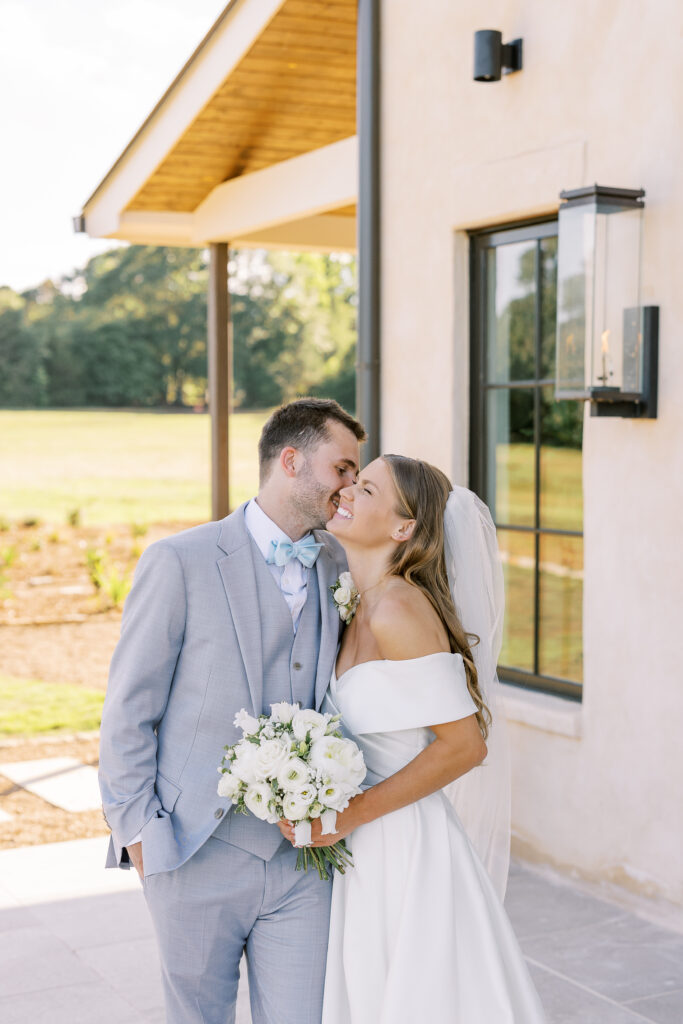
{"left": 293, "top": 821, "right": 312, "bottom": 847}
{"left": 320, "top": 809, "right": 338, "bottom": 835}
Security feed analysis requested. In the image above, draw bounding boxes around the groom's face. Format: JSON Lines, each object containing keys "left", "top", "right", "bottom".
{"left": 291, "top": 420, "right": 360, "bottom": 530}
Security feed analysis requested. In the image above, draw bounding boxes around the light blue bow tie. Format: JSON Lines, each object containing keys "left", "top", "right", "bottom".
{"left": 266, "top": 536, "right": 323, "bottom": 569}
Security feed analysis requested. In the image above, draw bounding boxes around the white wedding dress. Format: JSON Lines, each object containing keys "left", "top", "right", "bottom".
{"left": 321, "top": 652, "right": 545, "bottom": 1024}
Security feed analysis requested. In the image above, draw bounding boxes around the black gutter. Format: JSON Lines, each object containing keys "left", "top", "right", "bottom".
{"left": 356, "top": 0, "right": 381, "bottom": 460}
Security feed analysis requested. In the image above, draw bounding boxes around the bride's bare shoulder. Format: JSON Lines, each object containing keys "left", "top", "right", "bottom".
{"left": 368, "top": 579, "right": 449, "bottom": 660}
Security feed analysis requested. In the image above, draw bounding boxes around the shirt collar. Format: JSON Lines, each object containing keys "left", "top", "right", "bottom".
{"left": 244, "top": 498, "right": 313, "bottom": 563}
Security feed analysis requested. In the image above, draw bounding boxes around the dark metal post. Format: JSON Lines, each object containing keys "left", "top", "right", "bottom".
{"left": 356, "top": 0, "right": 381, "bottom": 460}
{"left": 208, "top": 242, "right": 231, "bottom": 520}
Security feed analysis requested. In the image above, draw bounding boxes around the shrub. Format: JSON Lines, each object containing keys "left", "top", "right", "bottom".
{"left": 98, "top": 564, "right": 132, "bottom": 609}
{"left": 1, "top": 545, "right": 17, "bottom": 567}
{"left": 85, "top": 548, "right": 106, "bottom": 590}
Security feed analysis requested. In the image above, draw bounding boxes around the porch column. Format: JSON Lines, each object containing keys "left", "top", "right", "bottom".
{"left": 208, "top": 242, "right": 231, "bottom": 520}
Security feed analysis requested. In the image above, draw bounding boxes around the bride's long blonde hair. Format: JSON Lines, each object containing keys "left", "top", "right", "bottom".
{"left": 382, "top": 454, "right": 491, "bottom": 739}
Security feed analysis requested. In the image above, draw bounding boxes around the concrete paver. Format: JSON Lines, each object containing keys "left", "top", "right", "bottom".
{"left": 0, "top": 836, "right": 681, "bottom": 1023}
{"left": 0, "top": 757, "right": 101, "bottom": 811}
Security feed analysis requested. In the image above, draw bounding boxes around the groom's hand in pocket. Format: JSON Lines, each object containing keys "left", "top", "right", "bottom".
{"left": 127, "top": 841, "right": 144, "bottom": 880}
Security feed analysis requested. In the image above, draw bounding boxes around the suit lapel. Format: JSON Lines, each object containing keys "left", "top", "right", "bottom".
{"left": 314, "top": 539, "right": 342, "bottom": 709}
{"left": 217, "top": 506, "right": 263, "bottom": 716}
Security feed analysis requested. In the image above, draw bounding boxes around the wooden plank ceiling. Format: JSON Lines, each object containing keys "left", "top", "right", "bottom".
{"left": 126, "top": 0, "right": 357, "bottom": 214}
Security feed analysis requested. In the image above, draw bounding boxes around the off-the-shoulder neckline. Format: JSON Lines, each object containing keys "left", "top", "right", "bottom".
{"left": 333, "top": 651, "right": 461, "bottom": 685}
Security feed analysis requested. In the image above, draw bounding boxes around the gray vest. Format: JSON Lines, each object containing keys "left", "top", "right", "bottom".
{"left": 213, "top": 541, "right": 322, "bottom": 859}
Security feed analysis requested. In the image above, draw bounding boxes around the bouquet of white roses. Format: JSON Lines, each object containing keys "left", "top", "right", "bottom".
{"left": 217, "top": 702, "right": 366, "bottom": 880}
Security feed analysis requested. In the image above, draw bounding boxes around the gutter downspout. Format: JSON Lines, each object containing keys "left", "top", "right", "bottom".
{"left": 356, "top": 0, "right": 381, "bottom": 460}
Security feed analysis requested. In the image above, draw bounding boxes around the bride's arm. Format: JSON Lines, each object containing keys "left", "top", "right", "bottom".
{"left": 279, "top": 590, "right": 487, "bottom": 847}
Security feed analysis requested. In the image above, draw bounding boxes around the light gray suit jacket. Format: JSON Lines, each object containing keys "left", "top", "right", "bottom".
{"left": 98, "top": 503, "right": 345, "bottom": 876}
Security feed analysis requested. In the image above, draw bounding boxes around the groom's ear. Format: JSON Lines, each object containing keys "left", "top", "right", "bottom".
{"left": 392, "top": 519, "right": 416, "bottom": 543}
{"left": 280, "top": 446, "right": 300, "bottom": 478}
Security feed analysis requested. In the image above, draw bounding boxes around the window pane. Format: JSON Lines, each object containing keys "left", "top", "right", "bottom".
{"left": 540, "top": 385, "right": 583, "bottom": 531}
{"left": 486, "top": 241, "right": 536, "bottom": 382}
{"left": 539, "top": 236, "right": 558, "bottom": 379}
{"left": 486, "top": 388, "right": 535, "bottom": 526}
{"left": 498, "top": 529, "right": 535, "bottom": 673}
{"left": 538, "top": 534, "right": 583, "bottom": 682}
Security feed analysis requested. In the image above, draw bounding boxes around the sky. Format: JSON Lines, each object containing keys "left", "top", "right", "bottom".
{"left": 0, "top": 0, "right": 227, "bottom": 293}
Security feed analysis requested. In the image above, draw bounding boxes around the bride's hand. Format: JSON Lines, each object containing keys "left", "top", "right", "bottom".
{"left": 277, "top": 796, "right": 364, "bottom": 846}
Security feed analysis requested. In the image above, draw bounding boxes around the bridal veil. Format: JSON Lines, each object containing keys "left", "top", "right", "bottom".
{"left": 442, "top": 486, "right": 511, "bottom": 900}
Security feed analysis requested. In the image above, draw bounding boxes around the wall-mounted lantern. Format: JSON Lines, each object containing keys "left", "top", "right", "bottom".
{"left": 555, "top": 184, "right": 659, "bottom": 418}
{"left": 473, "top": 30, "right": 523, "bottom": 82}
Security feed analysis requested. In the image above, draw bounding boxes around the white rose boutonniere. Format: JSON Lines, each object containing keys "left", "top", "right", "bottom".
{"left": 330, "top": 574, "right": 360, "bottom": 624}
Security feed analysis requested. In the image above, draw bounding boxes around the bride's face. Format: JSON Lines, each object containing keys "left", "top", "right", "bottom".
{"left": 327, "top": 457, "right": 413, "bottom": 548}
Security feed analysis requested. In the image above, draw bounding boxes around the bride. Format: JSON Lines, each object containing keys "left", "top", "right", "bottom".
{"left": 278, "top": 453, "right": 545, "bottom": 1023}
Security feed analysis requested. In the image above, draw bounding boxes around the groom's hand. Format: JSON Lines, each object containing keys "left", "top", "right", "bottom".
{"left": 126, "top": 841, "right": 144, "bottom": 879}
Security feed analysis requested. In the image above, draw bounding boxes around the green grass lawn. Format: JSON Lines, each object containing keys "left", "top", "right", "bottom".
{"left": 0, "top": 409, "right": 270, "bottom": 525}
{"left": 494, "top": 443, "right": 583, "bottom": 533}
{"left": 0, "top": 675, "right": 105, "bottom": 736}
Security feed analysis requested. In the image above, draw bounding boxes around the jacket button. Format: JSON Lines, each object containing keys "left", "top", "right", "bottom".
{"left": 214, "top": 808, "right": 224, "bottom": 820}
{"left": 293, "top": 661, "right": 302, "bottom": 670}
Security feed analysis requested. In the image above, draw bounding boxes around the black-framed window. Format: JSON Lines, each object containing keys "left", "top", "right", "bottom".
{"left": 470, "top": 220, "right": 583, "bottom": 701}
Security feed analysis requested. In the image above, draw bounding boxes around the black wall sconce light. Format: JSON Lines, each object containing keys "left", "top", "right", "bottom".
{"left": 473, "top": 30, "right": 523, "bottom": 82}
{"left": 555, "top": 185, "right": 659, "bottom": 419}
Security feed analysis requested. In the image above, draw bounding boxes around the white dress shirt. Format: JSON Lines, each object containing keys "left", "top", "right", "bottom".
{"left": 243, "top": 497, "right": 311, "bottom": 632}
{"left": 126, "top": 500, "right": 315, "bottom": 851}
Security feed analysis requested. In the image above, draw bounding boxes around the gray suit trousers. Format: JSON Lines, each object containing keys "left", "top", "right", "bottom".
{"left": 143, "top": 836, "right": 333, "bottom": 1024}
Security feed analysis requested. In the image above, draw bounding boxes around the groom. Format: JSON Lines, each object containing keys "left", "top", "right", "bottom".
{"left": 98, "top": 397, "right": 365, "bottom": 1024}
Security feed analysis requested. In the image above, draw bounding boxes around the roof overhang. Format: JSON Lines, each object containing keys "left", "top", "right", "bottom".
{"left": 79, "top": 0, "right": 358, "bottom": 250}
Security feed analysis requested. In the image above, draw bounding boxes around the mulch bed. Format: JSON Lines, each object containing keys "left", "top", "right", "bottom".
{"left": 0, "top": 520, "right": 187, "bottom": 688}
{"left": 0, "top": 520, "right": 189, "bottom": 849}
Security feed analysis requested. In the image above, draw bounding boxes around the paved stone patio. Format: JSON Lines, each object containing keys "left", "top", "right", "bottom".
{"left": 0, "top": 836, "right": 681, "bottom": 1022}
{"left": 0, "top": 756, "right": 101, "bottom": 812}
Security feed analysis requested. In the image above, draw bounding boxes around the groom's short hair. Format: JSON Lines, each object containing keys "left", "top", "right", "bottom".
{"left": 258, "top": 398, "right": 365, "bottom": 481}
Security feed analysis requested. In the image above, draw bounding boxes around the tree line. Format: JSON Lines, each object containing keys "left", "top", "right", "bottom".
{"left": 0, "top": 246, "right": 357, "bottom": 412}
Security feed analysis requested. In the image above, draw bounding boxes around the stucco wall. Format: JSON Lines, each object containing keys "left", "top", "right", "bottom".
{"left": 380, "top": 0, "right": 683, "bottom": 903}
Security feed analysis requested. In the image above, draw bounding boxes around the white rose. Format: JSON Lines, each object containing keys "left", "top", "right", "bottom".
{"left": 217, "top": 772, "right": 242, "bottom": 802}
{"left": 338, "top": 571, "right": 354, "bottom": 589}
{"left": 318, "top": 780, "right": 353, "bottom": 811}
{"left": 277, "top": 757, "right": 311, "bottom": 792}
{"left": 309, "top": 736, "right": 366, "bottom": 787}
{"left": 234, "top": 709, "right": 260, "bottom": 735}
{"left": 283, "top": 784, "right": 317, "bottom": 821}
{"left": 270, "top": 701, "right": 298, "bottom": 724}
{"left": 230, "top": 742, "right": 259, "bottom": 784}
{"left": 252, "top": 738, "right": 291, "bottom": 781}
{"left": 334, "top": 586, "right": 352, "bottom": 606}
{"left": 292, "top": 709, "right": 327, "bottom": 741}
{"left": 244, "top": 782, "right": 277, "bottom": 822}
